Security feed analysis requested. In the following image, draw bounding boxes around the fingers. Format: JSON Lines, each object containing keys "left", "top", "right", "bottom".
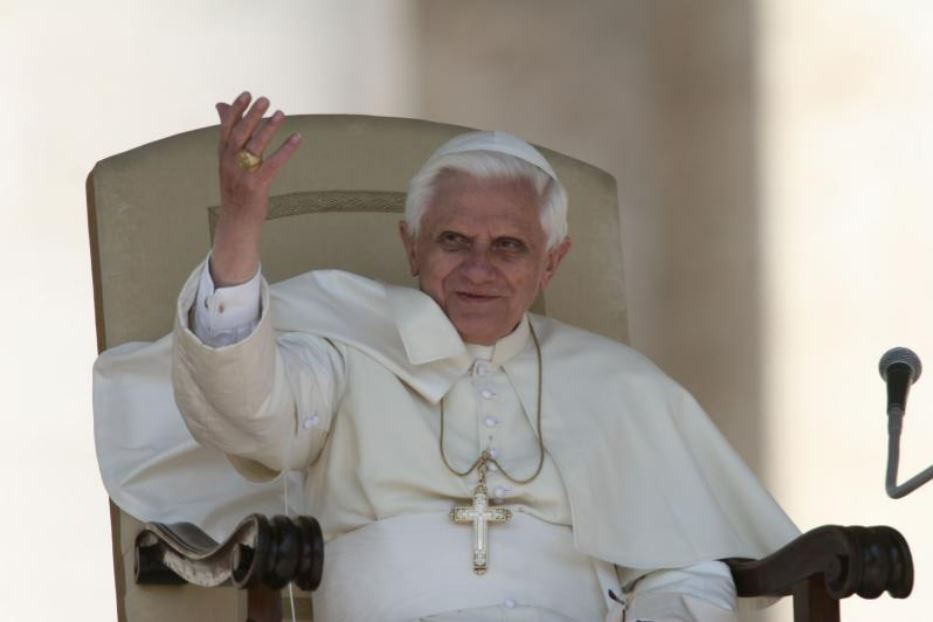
{"left": 229, "top": 96, "right": 270, "bottom": 151}
{"left": 214, "top": 92, "right": 300, "bottom": 186}
{"left": 245, "top": 109, "right": 285, "bottom": 156}
{"left": 219, "top": 91, "right": 251, "bottom": 143}
{"left": 260, "top": 132, "right": 302, "bottom": 179}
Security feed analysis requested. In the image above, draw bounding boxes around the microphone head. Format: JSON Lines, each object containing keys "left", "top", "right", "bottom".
{"left": 879, "top": 347, "right": 923, "bottom": 383}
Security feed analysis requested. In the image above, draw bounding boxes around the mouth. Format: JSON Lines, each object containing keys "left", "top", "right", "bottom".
{"left": 455, "top": 291, "right": 501, "bottom": 303}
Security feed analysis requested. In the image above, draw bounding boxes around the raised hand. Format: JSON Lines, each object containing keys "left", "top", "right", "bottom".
{"left": 211, "top": 91, "right": 302, "bottom": 286}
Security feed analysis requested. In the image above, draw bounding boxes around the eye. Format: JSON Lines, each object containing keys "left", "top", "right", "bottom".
{"left": 493, "top": 237, "right": 527, "bottom": 253}
{"left": 438, "top": 231, "right": 469, "bottom": 249}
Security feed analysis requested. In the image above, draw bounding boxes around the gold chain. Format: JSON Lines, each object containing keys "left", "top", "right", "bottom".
{"left": 438, "top": 322, "right": 545, "bottom": 486}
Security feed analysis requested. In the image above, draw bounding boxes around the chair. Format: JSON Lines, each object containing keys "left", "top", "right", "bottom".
{"left": 88, "top": 115, "right": 912, "bottom": 621}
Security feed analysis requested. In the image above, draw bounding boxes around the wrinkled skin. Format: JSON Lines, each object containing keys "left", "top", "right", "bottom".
{"left": 400, "top": 172, "right": 571, "bottom": 345}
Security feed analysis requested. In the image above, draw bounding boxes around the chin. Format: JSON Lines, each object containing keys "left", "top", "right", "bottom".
{"left": 451, "top": 317, "right": 512, "bottom": 345}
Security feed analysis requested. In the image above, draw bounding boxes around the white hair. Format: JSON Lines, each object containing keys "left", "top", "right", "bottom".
{"left": 404, "top": 150, "right": 569, "bottom": 250}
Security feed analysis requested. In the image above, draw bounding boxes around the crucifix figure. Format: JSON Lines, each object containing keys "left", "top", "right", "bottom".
{"left": 450, "top": 471, "right": 512, "bottom": 575}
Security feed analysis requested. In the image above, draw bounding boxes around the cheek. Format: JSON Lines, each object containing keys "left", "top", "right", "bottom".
{"left": 521, "top": 265, "right": 549, "bottom": 300}
{"left": 419, "top": 257, "right": 457, "bottom": 300}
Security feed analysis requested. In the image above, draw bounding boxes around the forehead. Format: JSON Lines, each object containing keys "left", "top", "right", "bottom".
{"left": 422, "top": 172, "right": 542, "bottom": 233}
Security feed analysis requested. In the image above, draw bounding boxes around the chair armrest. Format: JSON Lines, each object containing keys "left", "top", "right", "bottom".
{"left": 724, "top": 524, "right": 913, "bottom": 600}
{"left": 135, "top": 514, "right": 323, "bottom": 592}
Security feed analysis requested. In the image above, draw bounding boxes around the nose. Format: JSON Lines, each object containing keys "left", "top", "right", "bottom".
{"left": 460, "top": 247, "right": 497, "bottom": 283}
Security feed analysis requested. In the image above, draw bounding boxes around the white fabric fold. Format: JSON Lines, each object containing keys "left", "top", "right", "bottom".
{"left": 93, "top": 336, "right": 305, "bottom": 541}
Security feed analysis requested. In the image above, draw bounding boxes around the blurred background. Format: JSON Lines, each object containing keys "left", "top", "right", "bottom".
{"left": 3, "top": 0, "right": 933, "bottom": 619}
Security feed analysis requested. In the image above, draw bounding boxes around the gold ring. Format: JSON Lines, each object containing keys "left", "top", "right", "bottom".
{"left": 235, "top": 149, "right": 263, "bottom": 172}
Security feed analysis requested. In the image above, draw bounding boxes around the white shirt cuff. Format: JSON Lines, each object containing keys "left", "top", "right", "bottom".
{"left": 192, "top": 259, "right": 262, "bottom": 347}
{"left": 633, "top": 560, "right": 735, "bottom": 610}
{"left": 621, "top": 561, "right": 737, "bottom": 622}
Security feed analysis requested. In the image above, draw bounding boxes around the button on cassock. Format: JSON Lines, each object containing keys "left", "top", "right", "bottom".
{"left": 493, "top": 486, "right": 510, "bottom": 499}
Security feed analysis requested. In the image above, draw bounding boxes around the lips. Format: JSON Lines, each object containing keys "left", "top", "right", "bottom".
{"left": 456, "top": 291, "right": 501, "bottom": 302}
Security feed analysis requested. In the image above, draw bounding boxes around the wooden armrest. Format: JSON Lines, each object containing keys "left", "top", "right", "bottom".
{"left": 135, "top": 514, "right": 323, "bottom": 592}
{"left": 725, "top": 525, "right": 912, "bottom": 600}
{"left": 725, "top": 525, "right": 912, "bottom": 622}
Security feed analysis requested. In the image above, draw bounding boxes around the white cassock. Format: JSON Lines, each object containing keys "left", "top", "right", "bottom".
{"left": 95, "top": 260, "right": 799, "bottom": 622}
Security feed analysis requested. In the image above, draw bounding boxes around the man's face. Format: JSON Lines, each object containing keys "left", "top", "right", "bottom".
{"left": 399, "top": 172, "right": 571, "bottom": 345}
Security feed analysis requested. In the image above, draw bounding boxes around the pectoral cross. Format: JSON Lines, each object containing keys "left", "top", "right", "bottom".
{"left": 450, "top": 465, "right": 512, "bottom": 575}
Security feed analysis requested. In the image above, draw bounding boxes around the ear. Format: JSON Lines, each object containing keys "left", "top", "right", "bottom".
{"left": 539, "top": 236, "right": 572, "bottom": 290}
{"left": 398, "top": 220, "right": 419, "bottom": 277}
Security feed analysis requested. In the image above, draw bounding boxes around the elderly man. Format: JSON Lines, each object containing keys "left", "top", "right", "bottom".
{"left": 172, "top": 92, "right": 797, "bottom": 622}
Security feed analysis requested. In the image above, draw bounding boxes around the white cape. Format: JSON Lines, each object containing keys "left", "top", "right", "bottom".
{"left": 95, "top": 269, "right": 799, "bottom": 568}
{"left": 94, "top": 336, "right": 305, "bottom": 540}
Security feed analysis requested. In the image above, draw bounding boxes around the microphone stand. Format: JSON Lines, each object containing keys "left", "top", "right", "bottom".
{"left": 886, "top": 404, "right": 933, "bottom": 498}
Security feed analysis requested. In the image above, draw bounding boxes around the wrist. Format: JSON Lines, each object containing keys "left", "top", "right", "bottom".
{"left": 210, "top": 224, "right": 261, "bottom": 287}
{"left": 208, "top": 252, "right": 260, "bottom": 288}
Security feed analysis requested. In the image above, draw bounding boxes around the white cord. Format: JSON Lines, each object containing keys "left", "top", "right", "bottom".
{"left": 284, "top": 472, "right": 298, "bottom": 622}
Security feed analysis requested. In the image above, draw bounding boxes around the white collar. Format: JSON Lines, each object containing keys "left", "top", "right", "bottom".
{"left": 465, "top": 316, "right": 530, "bottom": 368}
{"left": 272, "top": 270, "right": 534, "bottom": 405}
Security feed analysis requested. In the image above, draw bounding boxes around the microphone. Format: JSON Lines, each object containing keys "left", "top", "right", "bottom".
{"left": 879, "top": 347, "right": 922, "bottom": 415}
{"left": 879, "top": 347, "right": 932, "bottom": 498}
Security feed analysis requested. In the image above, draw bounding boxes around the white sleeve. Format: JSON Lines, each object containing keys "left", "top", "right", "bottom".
{"left": 621, "top": 561, "right": 737, "bottom": 622}
{"left": 173, "top": 261, "right": 346, "bottom": 476}
{"left": 192, "top": 259, "right": 261, "bottom": 347}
